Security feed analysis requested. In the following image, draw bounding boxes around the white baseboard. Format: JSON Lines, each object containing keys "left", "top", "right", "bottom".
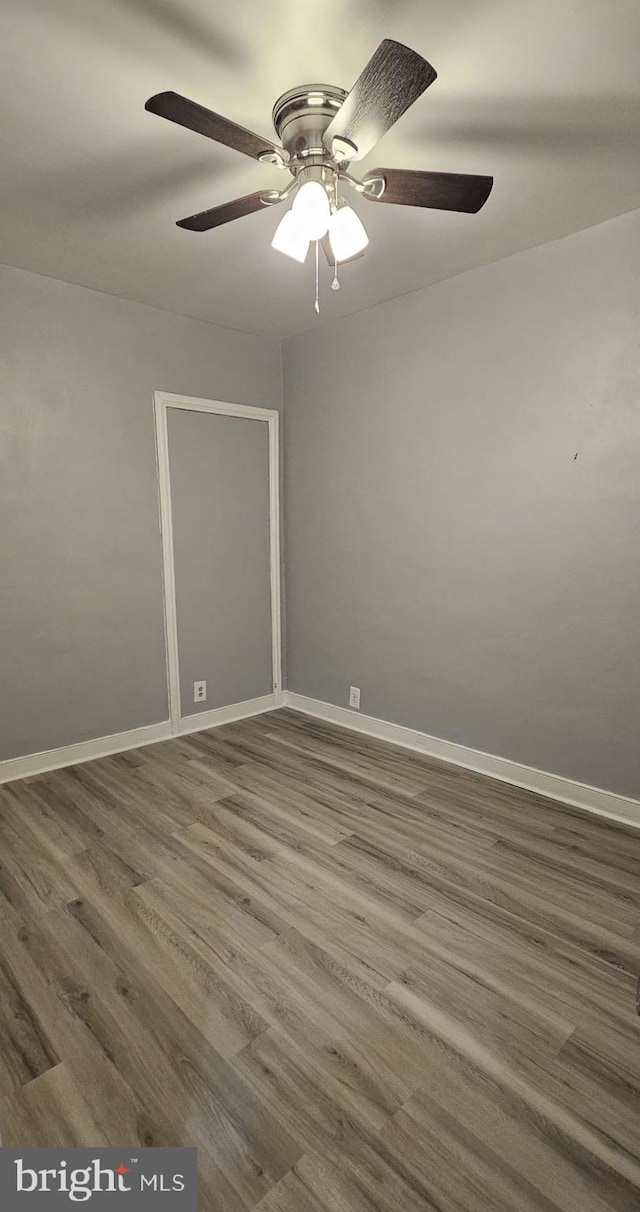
{"left": 4, "top": 689, "right": 636, "bottom": 831}
{"left": 179, "top": 693, "right": 278, "bottom": 736}
{"left": 0, "top": 693, "right": 280, "bottom": 786}
{"left": 0, "top": 720, "right": 173, "bottom": 785}
{"left": 281, "top": 692, "right": 640, "bottom": 831}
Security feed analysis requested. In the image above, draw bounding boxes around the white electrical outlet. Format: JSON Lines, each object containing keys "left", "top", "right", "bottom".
{"left": 349, "top": 685, "right": 361, "bottom": 710}
{"left": 194, "top": 680, "right": 207, "bottom": 703}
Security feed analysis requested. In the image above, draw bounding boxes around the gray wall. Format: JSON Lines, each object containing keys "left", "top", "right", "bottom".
{"left": 283, "top": 208, "right": 640, "bottom": 799}
{"left": 0, "top": 263, "right": 281, "bottom": 760}
{"left": 168, "top": 408, "right": 273, "bottom": 717}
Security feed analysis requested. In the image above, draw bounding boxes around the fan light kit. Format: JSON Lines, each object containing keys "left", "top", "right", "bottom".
{"left": 146, "top": 39, "right": 493, "bottom": 314}
{"left": 270, "top": 175, "right": 369, "bottom": 261}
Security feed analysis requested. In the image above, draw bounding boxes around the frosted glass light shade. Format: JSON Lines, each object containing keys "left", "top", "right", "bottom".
{"left": 328, "top": 206, "right": 369, "bottom": 262}
{"left": 292, "top": 180, "right": 331, "bottom": 240}
{"left": 271, "top": 210, "right": 310, "bottom": 262}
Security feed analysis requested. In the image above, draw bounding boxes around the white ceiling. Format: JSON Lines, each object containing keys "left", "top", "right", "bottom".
{"left": 2, "top": 0, "right": 640, "bottom": 339}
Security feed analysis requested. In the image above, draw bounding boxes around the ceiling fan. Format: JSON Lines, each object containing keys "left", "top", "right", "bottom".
{"left": 146, "top": 39, "right": 493, "bottom": 305}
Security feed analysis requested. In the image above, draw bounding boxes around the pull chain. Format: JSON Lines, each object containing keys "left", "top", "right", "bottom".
{"left": 331, "top": 174, "right": 341, "bottom": 291}
{"left": 314, "top": 240, "right": 320, "bottom": 314}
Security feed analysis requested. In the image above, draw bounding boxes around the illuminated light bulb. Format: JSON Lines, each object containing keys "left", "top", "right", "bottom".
{"left": 292, "top": 180, "right": 331, "bottom": 240}
{"left": 271, "top": 210, "right": 310, "bottom": 262}
{"left": 328, "top": 205, "right": 369, "bottom": 262}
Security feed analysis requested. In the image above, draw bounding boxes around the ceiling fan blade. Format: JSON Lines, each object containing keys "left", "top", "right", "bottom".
{"left": 363, "top": 168, "right": 493, "bottom": 213}
{"left": 177, "top": 191, "right": 281, "bottom": 231}
{"left": 146, "top": 91, "right": 285, "bottom": 163}
{"left": 323, "top": 40, "right": 436, "bottom": 161}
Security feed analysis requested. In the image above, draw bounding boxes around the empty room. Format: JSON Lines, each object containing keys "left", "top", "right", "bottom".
{"left": 1, "top": 2, "right": 639, "bottom": 1209}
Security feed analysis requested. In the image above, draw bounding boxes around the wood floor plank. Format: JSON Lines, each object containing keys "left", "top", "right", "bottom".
{"left": 383, "top": 981, "right": 640, "bottom": 1211}
{"left": 0, "top": 806, "right": 82, "bottom": 915}
{"left": 41, "top": 901, "right": 304, "bottom": 1205}
{"left": 411, "top": 905, "right": 637, "bottom": 1037}
{"left": 381, "top": 1094, "right": 564, "bottom": 1212}
{"left": 0, "top": 708, "right": 638, "bottom": 1211}
{"left": 0, "top": 950, "right": 58, "bottom": 1095}
{"left": 61, "top": 862, "right": 269, "bottom": 1060}
{"left": 0, "top": 885, "right": 180, "bottom": 1150}
{"left": 0, "top": 1064, "right": 110, "bottom": 1147}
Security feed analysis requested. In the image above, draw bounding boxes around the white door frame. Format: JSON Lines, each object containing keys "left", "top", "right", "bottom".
{"left": 153, "top": 390, "right": 282, "bottom": 735}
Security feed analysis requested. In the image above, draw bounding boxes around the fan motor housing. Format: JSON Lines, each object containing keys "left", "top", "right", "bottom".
{"left": 272, "top": 84, "right": 347, "bottom": 161}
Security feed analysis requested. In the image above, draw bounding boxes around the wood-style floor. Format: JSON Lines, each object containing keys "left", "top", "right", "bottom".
{"left": 0, "top": 708, "right": 639, "bottom": 1211}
